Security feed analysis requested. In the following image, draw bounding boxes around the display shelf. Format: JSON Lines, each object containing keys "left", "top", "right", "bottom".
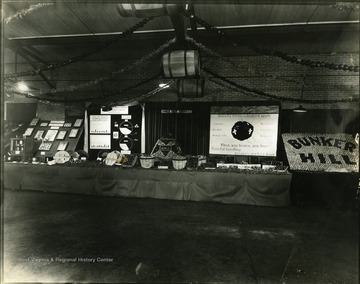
{"left": 16, "top": 117, "right": 84, "bottom": 159}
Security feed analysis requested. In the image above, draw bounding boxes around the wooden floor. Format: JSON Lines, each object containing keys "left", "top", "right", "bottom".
{"left": 3, "top": 189, "right": 359, "bottom": 283}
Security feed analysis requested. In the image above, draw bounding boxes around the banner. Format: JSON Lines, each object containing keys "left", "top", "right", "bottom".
{"left": 282, "top": 133, "right": 359, "bottom": 173}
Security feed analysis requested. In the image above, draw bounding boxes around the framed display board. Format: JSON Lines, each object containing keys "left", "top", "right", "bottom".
{"left": 29, "top": 118, "right": 40, "bottom": 126}
{"left": 56, "top": 130, "right": 67, "bottom": 140}
{"left": 57, "top": 141, "right": 68, "bottom": 151}
{"left": 90, "top": 115, "right": 111, "bottom": 134}
{"left": 34, "top": 130, "right": 45, "bottom": 140}
{"left": 74, "top": 119, "right": 83, "bottom": 127}
{"left": 90, "top": 135, "right": 111, "bottom": 149}
{"left": 69, "top": 129, "right": 79, "bottom": 138}
{"left": 38, "top": 142, "right": 53, "bottom": 151}
{"left": 29, "top": 117, "right": 84, "bottom": 158}
{"left": 44, "top": 129, "right": 58, "bottom": 142}
{"left": 23, "top": 128, "right": 34, "bottom": 136}
{"left": 209, "top": 105, "right": 279, "bottom": 157}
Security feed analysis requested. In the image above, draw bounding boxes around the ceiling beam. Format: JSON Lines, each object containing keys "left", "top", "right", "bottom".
{"left": 5, "top": 22, "right": 358, "bottom": 46}
{"left": 166, "top": 4, "right": 186, "bottom": 45}
{"left": 9, "top": 0, "right": 358, "bottom": 4}
{"left": 4, "top": 38, "right": 50, "bottom": 66}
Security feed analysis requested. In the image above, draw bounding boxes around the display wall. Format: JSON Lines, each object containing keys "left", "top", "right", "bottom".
{"left": 144, "top": 101, "right": 281, "bottom": 159}
{"left": 86, "top": 105, "right": 142, "bottom": 160}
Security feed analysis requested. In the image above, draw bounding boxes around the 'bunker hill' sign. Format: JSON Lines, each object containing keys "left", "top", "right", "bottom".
{"left": 282, "top": 133, "right": 359, "bottom": 173}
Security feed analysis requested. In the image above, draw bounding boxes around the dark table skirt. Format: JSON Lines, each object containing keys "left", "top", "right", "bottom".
{"left": 4, "top": 163, "right": 292, "bottom": 207}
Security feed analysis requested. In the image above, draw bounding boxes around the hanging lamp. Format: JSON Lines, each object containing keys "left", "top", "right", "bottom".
{"left": 293, "top": 76, "right": 307, "bottom": 113}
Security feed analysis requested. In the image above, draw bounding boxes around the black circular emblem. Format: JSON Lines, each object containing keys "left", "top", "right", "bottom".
{"left": 231, "top": 121, "right": 254, "bottom": 141}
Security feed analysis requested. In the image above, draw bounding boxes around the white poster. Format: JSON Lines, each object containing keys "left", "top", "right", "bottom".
{"left": 90, "top": 115, "right": 111, "bottom": 134}
{"left": 90, "top": 135, "right": 111, "bottom": 149}
{"left": 209, "top": 113, "right": 279, "bottom": 156}
{"left": 100, "top": 106, "right": 128, "bottom": 115}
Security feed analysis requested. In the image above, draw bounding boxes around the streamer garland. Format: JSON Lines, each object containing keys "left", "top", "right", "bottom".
{"left": 331, "top": 2, "right": 360, "bottom": 11}
{"left": 186, "top": 36, "right": 358, "bottom": 91}
{"left": 4, "top": 17, "right": 155, "bottom": 79}
{"left": 11, "top": 73, "right": 162, "bottom": 104}
{"left": 6, "top": 38, "right": 176, "bottom": 98}
{"left": 185, "top": 36, "right": 303, "bottom": 85}
{"left": 202, "top": 67, "right": 359, "bottom": 104}
{"left": 4, "top": 3, "right": 54, "bottom": 24}
{"left": 183, "top": 12, "right": 359, "bottom": 73}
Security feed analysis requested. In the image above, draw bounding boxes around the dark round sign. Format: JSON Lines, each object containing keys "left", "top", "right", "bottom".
{"left": 231, "top": 121, "right": 254, "bottom": 141}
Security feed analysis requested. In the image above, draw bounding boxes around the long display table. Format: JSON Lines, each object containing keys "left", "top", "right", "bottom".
{"left": 3, "top": 163, "right": 292, "bottom": 207}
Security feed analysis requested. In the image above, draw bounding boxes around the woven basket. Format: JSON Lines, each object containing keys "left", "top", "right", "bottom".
{"left": 172, "top": 157, "right": 187, "bottom": 170}
{"left": 140, "top": 156, "right": 155, "bottom": 169}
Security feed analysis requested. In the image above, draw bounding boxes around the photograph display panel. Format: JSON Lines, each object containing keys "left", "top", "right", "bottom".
{"left": 44, "top": 130, "right": 58, "bottom": 142}
{"left": 56, "top": 131, "right": 67, "bottom": 140}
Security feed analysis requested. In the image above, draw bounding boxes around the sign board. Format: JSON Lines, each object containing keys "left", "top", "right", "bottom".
{"left": 90, "top": 115, "right": 111, "bottom": 134}
{"left": 100, "top": 106, "right": 128, "bottom": 115}
{"left": 209, "top": 113, "right": 279, "bottom": 156}
{"left": 90, "top": 135, "right": 111, "bottom": 149}
{"left": 282, "top": 133, "right": 359, "bottom": 172}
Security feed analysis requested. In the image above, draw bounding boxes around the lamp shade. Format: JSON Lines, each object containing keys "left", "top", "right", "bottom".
{"left": 293, "top": 105, "right": 307, "bottom": 113}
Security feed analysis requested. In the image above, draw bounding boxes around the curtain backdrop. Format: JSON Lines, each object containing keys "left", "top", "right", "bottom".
{"left": 144, "top": 102, "right": 210, "bottom": 156}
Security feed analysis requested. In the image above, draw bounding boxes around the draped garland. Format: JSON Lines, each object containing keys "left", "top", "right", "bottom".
{"left": 185, "top": 36, "right": 303, "bottom": 86}
{"left": 202, "top": 67, "right": 359, "bottom": 104}
{"left": 6, "top": 37, "right": 177, "bottom": 100}
{"left": 183, "top": 12, "right": 359, "bottom": 73}
{"left": 36, "top": 38, "right": 176, "bottom": 95}
{"left": 4, "top": 17, "right": 155, "bottom": 79}
{"left": 185, "top": 36, "right": 358, "bottom": 92}
{"left": 11, "top": 73, "right": 162, "bottom": 104}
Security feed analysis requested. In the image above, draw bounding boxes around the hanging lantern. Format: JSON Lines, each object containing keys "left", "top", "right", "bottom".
{"left": 162, "top": 50, "right": 200, "bottom": 78}
{"left": 177, "top": 78, "right": 205, "bottom": 98}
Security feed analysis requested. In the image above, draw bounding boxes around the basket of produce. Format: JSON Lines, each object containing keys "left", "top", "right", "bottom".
{"left": 172, "top": 156, "right": 187, "bottom": 170}
{"left": 140, "top": 154, "right": 155, "bottom": 169}
{"left": 104, "top": 151, "right": 127, "bottom": 166}
{"left": 186, "top": 155, "right": 198, "bottom": 170}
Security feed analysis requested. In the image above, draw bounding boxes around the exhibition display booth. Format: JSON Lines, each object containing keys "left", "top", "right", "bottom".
{"left": 3, "top": 101, "right": 358, "bottom": 209}
{"left": 3, "top": 103, "right": 297, "bottom": 207}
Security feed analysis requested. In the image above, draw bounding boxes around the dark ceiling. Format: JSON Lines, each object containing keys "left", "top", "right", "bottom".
{"left": 2, "top": 1, "right": 359, "bottom": 105}
{"left": 3, "top": 1, "right": 359, "bottom": 61}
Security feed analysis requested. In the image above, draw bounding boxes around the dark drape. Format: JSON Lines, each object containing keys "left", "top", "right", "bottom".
{"left": 145, "top": 102, "right": 210, "bottom": 155}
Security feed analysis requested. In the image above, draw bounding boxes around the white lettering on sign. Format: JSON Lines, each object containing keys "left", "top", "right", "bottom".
{"left": 161, "top": 110, "right": 192, "bottom": 114}
{"left": 90, "top": 135, "right": 111, "bottom": 149}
